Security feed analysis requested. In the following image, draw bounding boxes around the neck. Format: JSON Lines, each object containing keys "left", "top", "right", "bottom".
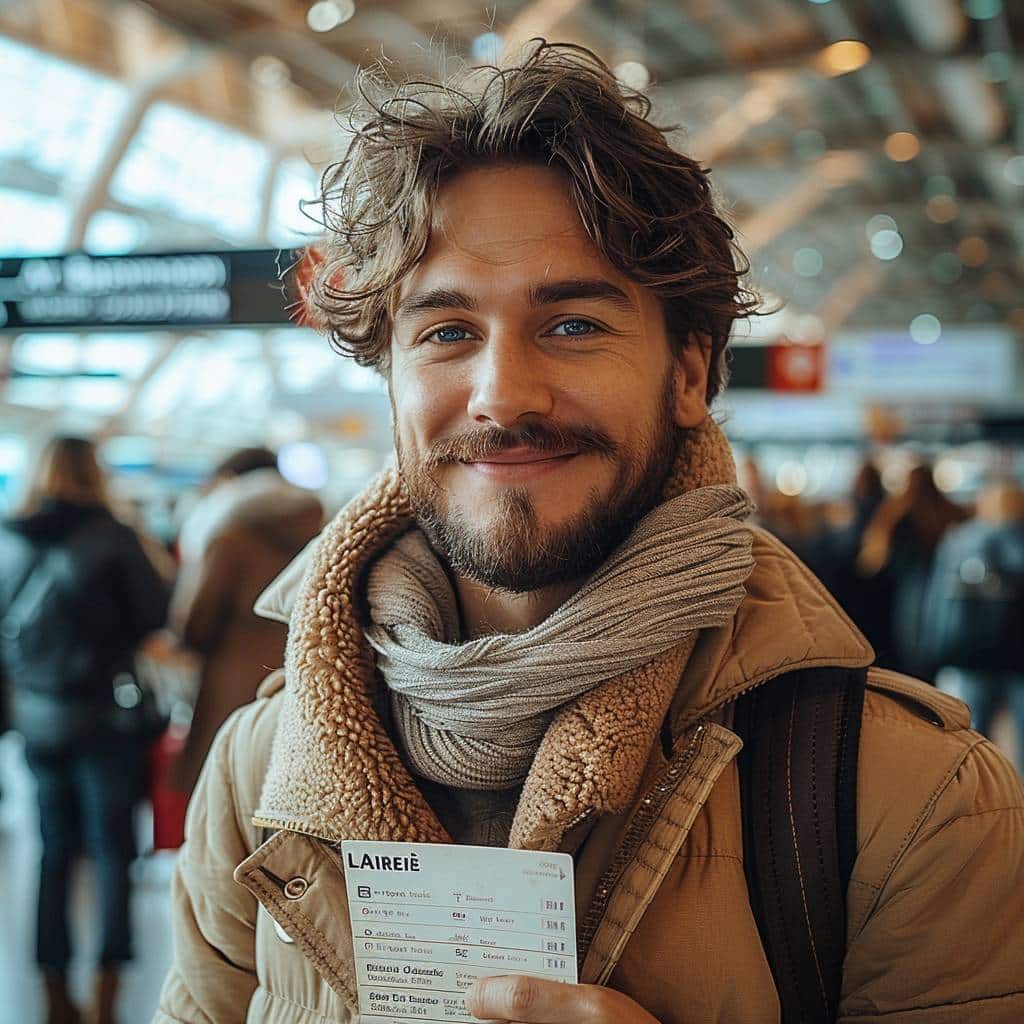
{"left": 454, "top": 575, "right": 580, "bottom": 638}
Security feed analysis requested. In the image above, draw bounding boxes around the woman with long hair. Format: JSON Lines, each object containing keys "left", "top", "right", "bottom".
{"left": 858, "top": 463, "right": 968, "bottom": 677}
{"left": 0, "top": 437, "right": 171, "bottom": 1024}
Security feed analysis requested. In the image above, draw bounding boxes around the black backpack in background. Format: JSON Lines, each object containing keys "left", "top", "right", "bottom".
{"left": 0, "top": 520, "right": 166, "bottom": 751}
{"left": 923, "top": 526, "right": 1024, "bottom": 673}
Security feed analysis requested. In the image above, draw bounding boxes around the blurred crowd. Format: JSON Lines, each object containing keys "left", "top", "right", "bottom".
{"left": 0, "top": 436, "right": 323, "bottom": 1024}
{"left": 0, "top": 435, "right": 1022, "bottom": 1024}
{"left": 749, "top": 455, "right": 1024, "bottom": 762}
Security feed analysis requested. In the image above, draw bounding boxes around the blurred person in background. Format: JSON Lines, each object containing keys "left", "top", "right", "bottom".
{"left": 819, "top": 459, "right": 888, "bottom": 651}
{"left": 857, "top": 463, "right": 967, "bottom": 678}
{"left": 167, "top": 446, "right": 322, "bottom": 795}
{"left": 0, "top": 436, "right": 170, "bottom": 1024}
{"left": 924, "top": 479, "right": 1024, "bottom": 771}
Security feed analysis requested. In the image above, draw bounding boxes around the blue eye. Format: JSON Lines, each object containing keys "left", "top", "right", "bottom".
{"left": 429, "top": 326, "right": 472, "bottom": 344}
{"left": 551, "top": 319, "right": 597, "bottom": 337}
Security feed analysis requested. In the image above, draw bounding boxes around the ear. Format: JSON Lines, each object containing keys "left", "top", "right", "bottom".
{"left": 288, "top": 246, "right": 324, "bottom": 328}
{"left": 672, "top": 332, "right": 711, "bottom": 428}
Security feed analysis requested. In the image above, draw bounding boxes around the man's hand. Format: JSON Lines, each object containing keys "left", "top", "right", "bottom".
{"left": 467, "top": 975, "right": 661, "bottom": 1023}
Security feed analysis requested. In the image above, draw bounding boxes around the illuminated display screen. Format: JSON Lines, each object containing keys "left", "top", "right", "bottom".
{"left": 0, "top": 249, "right": 298, "bottom": 331}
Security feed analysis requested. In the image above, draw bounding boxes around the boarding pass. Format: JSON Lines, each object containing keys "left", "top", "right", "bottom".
{"left": 341, "top": 840, "right": 578, "bottom": 1023}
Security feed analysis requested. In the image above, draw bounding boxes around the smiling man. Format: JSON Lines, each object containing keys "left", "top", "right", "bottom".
{"left": 158, "top": 43, "right": 1024, "bottom": 1024}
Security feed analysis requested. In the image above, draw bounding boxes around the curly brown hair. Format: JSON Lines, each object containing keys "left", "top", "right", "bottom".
{"left": 307, "top": 41, "right": 756, "bottom": 402}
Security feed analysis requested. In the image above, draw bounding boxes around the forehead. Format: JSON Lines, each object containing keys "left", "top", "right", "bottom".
{"left": 396, "top": 164, "right": 631, "bottom": 300}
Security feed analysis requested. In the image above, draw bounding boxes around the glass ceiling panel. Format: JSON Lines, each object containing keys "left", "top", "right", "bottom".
{"left": 80, "top": 333, "right": 161, "bottom": 379}
{"left": 0, "top": 37, "right": 126, "bottom": 187}
{"left": 0, "top": 189, "right": 70, "bottom": 256}
{"left": 110, "top": 103, "right": 270, "bottom": 243}
{"left": 84, "top": 210, "right": 151, "bottom": 254}
{"left": 132, "top": 332, "right": 271, "bottom": 427}
{"left": 269, "top": 159, "right": 321, "bottom": 247}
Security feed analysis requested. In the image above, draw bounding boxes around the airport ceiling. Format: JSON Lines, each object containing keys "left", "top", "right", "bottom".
{"left": 2, "top": 0, "right": 1023, "bottom": 337}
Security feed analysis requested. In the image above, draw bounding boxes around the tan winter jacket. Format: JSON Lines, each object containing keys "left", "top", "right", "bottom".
{"left": 169, "top": 472, "right": 322, "bottom": 794}
{"left": 157, "top": 467, "right": 1024, "bottom": 1024}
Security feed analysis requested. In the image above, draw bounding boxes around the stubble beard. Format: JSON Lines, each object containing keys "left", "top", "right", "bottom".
{"left": 398, "top": 373, "right": 680, "bottom": 593}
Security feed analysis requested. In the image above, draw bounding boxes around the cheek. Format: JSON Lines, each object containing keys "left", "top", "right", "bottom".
{"left": 391, "top": 364, "right": 459, "bottom": 450}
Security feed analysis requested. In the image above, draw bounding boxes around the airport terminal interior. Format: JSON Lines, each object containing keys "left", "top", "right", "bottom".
{"left": 1, "top": 0, "right": 1023, "bottom": 1020}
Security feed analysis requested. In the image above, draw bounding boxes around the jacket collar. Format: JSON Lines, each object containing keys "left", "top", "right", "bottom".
{"left": 252, "top": 421, "right": 872, "bottom": 851}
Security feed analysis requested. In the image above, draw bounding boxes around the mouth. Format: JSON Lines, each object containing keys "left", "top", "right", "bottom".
{"left": 459, "top": 447, "right": 580, "bottom": 480}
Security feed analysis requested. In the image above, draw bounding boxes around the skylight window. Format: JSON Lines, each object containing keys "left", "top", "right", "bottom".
{"left": 110, "top": 102, "right": 270, "bottom": 242}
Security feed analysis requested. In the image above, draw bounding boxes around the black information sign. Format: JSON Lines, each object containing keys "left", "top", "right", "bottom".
{"left": 0, "top": 249, "right": 299, "bottom": 331}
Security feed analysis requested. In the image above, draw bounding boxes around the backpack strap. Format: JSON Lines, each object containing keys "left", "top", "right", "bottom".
{"left": 733, "top": 665, "right": 866, "bottom": 1024}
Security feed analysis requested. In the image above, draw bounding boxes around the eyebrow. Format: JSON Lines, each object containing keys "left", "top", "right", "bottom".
{"left": 528, "top": 278, "right": 637, "bottom": 313}
{"left": 394, "top": 277, "right": 637, "bottom": 323}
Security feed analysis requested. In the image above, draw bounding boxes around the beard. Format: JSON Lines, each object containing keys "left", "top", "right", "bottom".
{"left": 397, "top": 372, "right": 680, "bottom": 593}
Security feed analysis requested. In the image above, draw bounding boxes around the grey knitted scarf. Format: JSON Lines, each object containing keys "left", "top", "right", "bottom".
{"left": 365, "top": 484, "right": 755, "bottom": 790}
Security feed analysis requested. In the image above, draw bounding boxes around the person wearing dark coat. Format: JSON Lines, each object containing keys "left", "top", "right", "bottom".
{"left": 0, "top": 436, "right": 170, "bottom": 1024}
{"left": 857, "top": 463, "right": 967, "bottom": 679}
{"left": 925, "top": 481, "right": 1024, "bottom": 770}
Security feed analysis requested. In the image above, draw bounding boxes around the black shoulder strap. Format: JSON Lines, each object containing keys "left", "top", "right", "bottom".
{"left": 733, "top": 665, "right": 867, "bottom": 1024}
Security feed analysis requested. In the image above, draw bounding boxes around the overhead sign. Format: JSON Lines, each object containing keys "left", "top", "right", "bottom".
{"left": 829, "top": 327, "right": 1018, "bottom": 400}
{"left": 0, "top": 249, "right": 299, "bottom": 331}
{"left": 767, "top": 343, "right": 824, "bottom": 392}
{"left": 727, "top": 343, "right": 824, "bottom": 392}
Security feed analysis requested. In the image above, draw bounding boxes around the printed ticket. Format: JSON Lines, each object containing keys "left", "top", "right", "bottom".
{"left": 341, "top": 840, "right": 577, "bottom": 1023}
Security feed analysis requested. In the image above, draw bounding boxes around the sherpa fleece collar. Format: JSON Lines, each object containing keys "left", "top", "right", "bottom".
{"left": 252, "top": 419, "right": 871, "bottom": 850}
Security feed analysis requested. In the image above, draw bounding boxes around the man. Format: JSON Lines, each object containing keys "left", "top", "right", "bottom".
{"left": 157, "top": 43, "right": 1024, "bottom": 1023}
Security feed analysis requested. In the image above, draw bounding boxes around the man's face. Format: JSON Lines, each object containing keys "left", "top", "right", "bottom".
{"left": 389, "top": 164, "right": 709, "bottom": 592}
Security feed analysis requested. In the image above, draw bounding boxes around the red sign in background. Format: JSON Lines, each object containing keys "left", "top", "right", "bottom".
{"left": 767, "top": 343, "right": 825, "bottom": 392}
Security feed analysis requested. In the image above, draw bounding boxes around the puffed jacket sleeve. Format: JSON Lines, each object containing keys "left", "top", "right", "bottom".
{"left": 155, "top": 705, "right": 260, "bottom": 1022}
{"left": 840, "top": 735, "right": 1024, "bottom": 1022}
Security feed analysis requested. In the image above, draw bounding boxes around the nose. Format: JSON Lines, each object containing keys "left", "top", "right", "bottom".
{"left": 465, "top": 332, "right": 555, "bottom": 427}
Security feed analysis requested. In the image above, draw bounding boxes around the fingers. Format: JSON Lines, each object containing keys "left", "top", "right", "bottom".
{"left": 468, "top": 975, "right": 588, "bottom": 1022}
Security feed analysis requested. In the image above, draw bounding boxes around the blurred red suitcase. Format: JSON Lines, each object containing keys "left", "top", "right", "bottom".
{"left": 149, "top": 724, "right": 189, "bottom": 850}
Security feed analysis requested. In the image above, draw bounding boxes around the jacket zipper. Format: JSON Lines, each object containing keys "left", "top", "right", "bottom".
{"left": 576, "top": 723, "right": 707, "bottom": 965}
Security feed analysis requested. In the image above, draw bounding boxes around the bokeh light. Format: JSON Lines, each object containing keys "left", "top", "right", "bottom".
{"left": 925, "top": 195, "right": 959, "bottom": 224}
{"left": 957, "top": 236, "right": 990, "bottom": 267}
{"left": 614, "top": 61, "right": 651, "bottom": 91}
{"left": 793, "top": 247, "right": 824, "bottom": 277}
{"left": 870, "top": 229, "right": 903, "bottom": 261}
{"left": 818, "top": 40, "right": 871, "bottom": 77}
{"left": 909, "top": 313, "right": 942, "bottom": 345}
{"left": 884, "top": 131, "right": 920, "bottom": 162}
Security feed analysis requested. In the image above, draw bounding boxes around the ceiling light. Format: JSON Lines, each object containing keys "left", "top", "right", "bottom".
{"left": 306, "top": 0, "right": 353, "bottom": 31}
{"left": 934, "top": 458, "right": 964, "bottom": 493}
{"left": 278, "top": 441, "right": 328, "bottom": 490}
{"left": 793, "top": 247, "right": 823, "bottom": 277}
{"left": 614, "top": 61, "right": 651, "bottom": 92}
{"left": 865, "top": 214, "right": 897, "bottom": 239}
{"left": 250, "top": 55, "right": 291, "bottom": 88}
{"left": 957, "top": 235, "right": 989, "bottom": 266}
{"left": 884, "top": 131, "right": 920, "bottom": 162}
{"left": 471, "top": 32, "right": 503, "bottom": 63}
{"left": 776, "top": 462, "right": 808, "bottom": 497}
{"left": 925, "top": 195, "right": 959, "bottom": 223}
{"left": 909, "top": 313, "right": 941, "bottom": 345}
{"left": 870, "top": 229, "right": 903, "bottom": 261}
{"left": 817, "top": 40, "right": 871, "bottom": 78}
